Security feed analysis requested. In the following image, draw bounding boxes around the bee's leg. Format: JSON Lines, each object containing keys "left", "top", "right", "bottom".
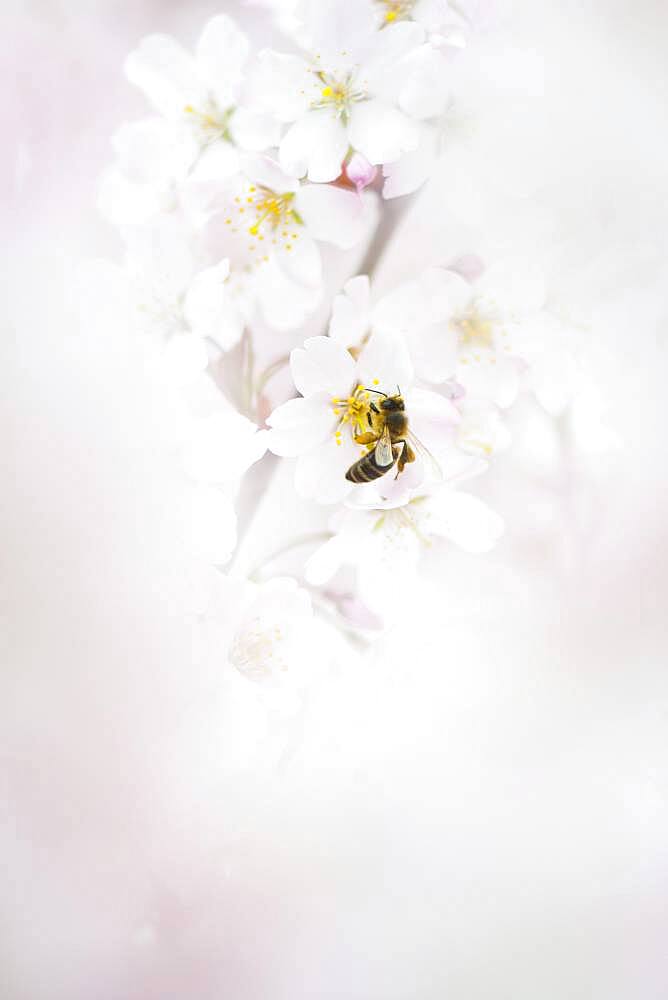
{"left": 394, "top": 440, "right": 416, "bottom": 477}
{"left": 354, "top": 432, "right": 377, "bottom": 446}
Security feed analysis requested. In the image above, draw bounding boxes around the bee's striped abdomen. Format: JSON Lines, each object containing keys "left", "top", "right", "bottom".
{"left": 345, "top": 449, "right": 395, "bottom": 483}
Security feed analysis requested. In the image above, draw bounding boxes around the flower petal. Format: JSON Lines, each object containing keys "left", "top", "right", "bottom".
{"left": 290, "top": 336, "right": 356, "bottom": 398}
{"left": 195, "top": 15, "right": 249, "bottom": 106}
{"left": 304, "top": 533, "right": 350, "bottom": 587}
{"left": 183, "top": 259, "right": 245, "bottom": 350}
{"left": 249, "top": 50, "right": 312, "bottom": 121}
{"left": 229, "top": 107, "right": 281, "bottom": 151}
{"left": 427, "top": 490, "right": 504, "bottom": 553}
{"left": 240, "top": 153, "right": 300, "bottom": 194}
{"left": 112, "top": 116, "right": 197, "bottom": 185}
{"left": 381, "top": 121, "right": 439, "bottom": 199}
{"left": 475, "top": 259, "right": 547, "bottom": 316}
{"left": 398, "top": 44, "right": 452, "bottom": 120}
{"left": 253, "top": 255, "right": 322, "bottom": 330}
{"left": 295, "top": 435, "right": 357, "bottom": 504}
{"left": 356, "top": 329, "right": 413, "bottom": 395}
{"left": 184, "top": 411, "right": 267, "bottom": 484}
{"left": 187, "top": 142, "right": 240, "bottom": 184}
{"left": 125, "top": 33, "right": 202, "bottom": 119}
{"left": 458, "top": 355, "right": 521, "bottom": 409}
{"left": 295, "top": 184, "right": 369, "bottom": 249}
{"left": 280, "top": 110, "right": 349, "bottom": 182}
{"left": 411, "top": 322, "right": 459, "bottom": 383}
{"left": 348, "top": 99, "right": 419, "bottom": 166}
{"left": 329, "top": 275, "right": 372, "bottom": 346}
{"left": 274, "top": 232, "right": 322, "bottom": 288}
{"left": 266, "top": 393, "right": 333, "bottom": 457}
{"left": 346, "top": 152, "right": 377, "bottom": 193}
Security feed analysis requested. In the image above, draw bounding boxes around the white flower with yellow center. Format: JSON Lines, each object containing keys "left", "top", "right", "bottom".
{"left": 121, "top": 217, "right": 247, "bottom": 353}
{"left": 100, "top": 16, "right": 280, "bottom": 224}
{"left": 265, "top": 330, "right": 460, "bottom": 505}
{"left": 201, "top": 156, "right": 374, "bottom": 329}
{"left": 248, "top": 7, "right": 446, "bottom": 182}
{"left": 338, "top": 262, "right": 579, "bottom": 414}
{"left": 304, "top": 488, "right": 504, "bottom": 615}
{"left": 208, "top": 575, "right": 316, "bottom": 688}
{"left": 373, "top": 0, "right": 481, "bottom": 48}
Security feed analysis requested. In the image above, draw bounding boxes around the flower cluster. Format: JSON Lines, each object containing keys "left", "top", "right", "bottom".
{"left": 97, "top": 3, "right": 595, "bottom": 680}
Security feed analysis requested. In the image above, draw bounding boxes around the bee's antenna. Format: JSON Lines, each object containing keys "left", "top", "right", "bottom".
{"left": 397, "top": 385, "right": 401, "bottom": 395}
{"left": 365, "top": 387, "right": 387, "bottom": 396}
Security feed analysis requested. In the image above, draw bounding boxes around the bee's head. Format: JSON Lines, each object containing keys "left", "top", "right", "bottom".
{"left": 380, "top": 393, "right": 405, "bottom": 412}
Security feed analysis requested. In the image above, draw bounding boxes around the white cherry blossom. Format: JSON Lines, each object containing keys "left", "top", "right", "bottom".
{"left": 122, "top": 217, "right": 247, "bottom": 351}
{"left": 371, "top": 0, "right": 479, "bottom": 48}
{"left": 248, "top": 9, "right": 447, "bottom": 182}
{"left": 304, "top": 487, "right": 504, "bottom": 614}
{"left": 265, "top": 330, "right": 460, "bottom": 505}
{"left": 195, "top": 573, "right": 317, "bottom": 691}
{"left": 125, "top": 15, "right": 278, "bottom": 164}
{"left": 199, "top": 155, "right": 376, "bottom": 330}
{"left": 339, "top": 262, "right": 578, "bottom": 413}
{"left": 101, "top": 16, "right": 279, "bottom": 225}
{"left": 159, "top": 343, "right": 268, "bottom": 568}
{"left": 209, "top": 156, "right": 371, "bottom": 279}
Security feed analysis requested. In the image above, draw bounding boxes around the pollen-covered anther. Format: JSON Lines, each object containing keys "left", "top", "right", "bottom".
{"left": 183, "top": 101, "right": 234, "bottom": 140}
{"left": 454, "top": 310, "right": 496, "bottom": 363}
{"left": 331, "top": 385, "right": 371, "bottom": 441}
{"left": 312, "top": 71, "right": 366, "bottom": 120}
{"left": 376, "top": 0, "right": 416, "bottom": 24}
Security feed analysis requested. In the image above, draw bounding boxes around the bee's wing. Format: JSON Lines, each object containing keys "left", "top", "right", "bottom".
{"left": 374, "top": 424, "right": 395, "bottom": 468}
{"left": 407, "top": 429, "right": 443, "bottom": 482}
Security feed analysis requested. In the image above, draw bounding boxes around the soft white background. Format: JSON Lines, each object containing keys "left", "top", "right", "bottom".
{"left": 2, "top": 1, "right": 667, "bottom": 997}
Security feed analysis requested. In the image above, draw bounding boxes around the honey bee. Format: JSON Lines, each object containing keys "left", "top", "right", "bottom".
{"left": 345, "top": 389, "right": 419, "bottom": 484}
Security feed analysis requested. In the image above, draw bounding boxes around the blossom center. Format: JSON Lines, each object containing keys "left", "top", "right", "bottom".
{"left": 312, "top": 71, "right": 366, "bottom": 123}
{"left": 184, "top": 101, "right": 234, "bottom": 142}
{"left": 455, "top": 311, "right": 494, "bottom": 349}
{"left": 453, "top": 307, "right": 514, "bottom": 366}
{"left": 229, "top": 616, "right": 286, "bottom": 681}
{"left": 331, "top": 384, "right": 373, "bottom": 447}
{"left": 226, "top": 183, "right": 303, "bottom": 262}
{"left": 376, "top": 0, "right": 416, "bottom": 23}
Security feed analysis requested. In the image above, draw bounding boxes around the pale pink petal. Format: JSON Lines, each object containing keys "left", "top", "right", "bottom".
{"left": 346, "top": 152, "right": 378, "bottom": 193}
{"left": 124, "top": 34, "right": 202, "bottom": 119}
{"left": 290, "top": 336, "right": 356, "bottom": 398}
{"left": 475, "top": 259, "right": 547, "bottom": 316}
{"left": 398, "top": 44, "right": 452, "bottom": 120}
{"left": 411, "top": 322, "right": 459, "bottom": 383}
{"left": 329, "top": 275, "right": 372, "bottom": 347}
{"left": 248, "top": 50, "right": 313, "bottom": 121}
{"left": 274, "top": 232, "right": 322, "bottom": 288}
{"left": 295, "top": 435, "right": 358, "bottom": 504}
{"left": 427, "top": 490, "right": 505, "bottom": 553}
{"left": 240, "top": 153, "right": 300, "bottom": 194}
{"left": 363, "top": 21, "right": 427, "bottom": 96}
{"left": 349, "top": 99, "right": 419, "bottom": 166}
{"left": 280, "top": 110, "right": 349, "bottom": 182}
{"left": 253, "top": 255, "right": 321, "bottom": 330}
{"left": 229, "top": 108, "right": 281, "bottom": 151}
{"left": 195, "top": 15, "right": 249, "bottom": 106}
{"left": 183, "top": 260, "right": 245, "bottom": 350}
{"left": 458, "top": 355, "right": 521, "bottom": 409}
{"left": 266, "top": 393, "right": 333, "bottom": 457}
{"left": 295, "top": 184, "right": 368, "bottom": 249}
{"left": 357, "top": 330, "right": 413, "bottom": 395}
{"left": 382, "top": 121, "right": 439, "bottom": 199}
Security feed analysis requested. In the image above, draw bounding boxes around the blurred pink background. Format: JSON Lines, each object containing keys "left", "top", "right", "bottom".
{"left": 2, "top": 2, "right": 667, "bottom": 998}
